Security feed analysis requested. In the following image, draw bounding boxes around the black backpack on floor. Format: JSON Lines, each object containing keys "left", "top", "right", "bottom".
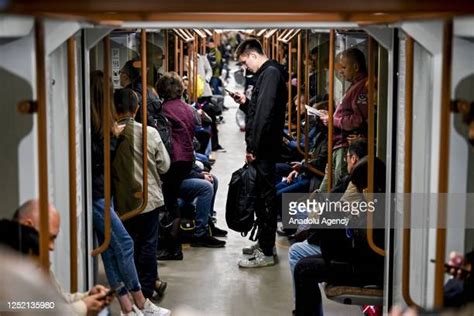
{"left": 225, "top": 164, "right": 257, "bottom": 237}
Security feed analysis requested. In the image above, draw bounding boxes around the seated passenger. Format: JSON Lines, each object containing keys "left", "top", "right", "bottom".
{"left": 111, "top": 88, "right": 170, "bottom": 302}
{"left": 156, "top": 72, "right": 196, "bottom": 261}
{"left": 276, "top": 110, "right": 329, "bottom": 217}
{"left": 179, "top": 164, "right": 227, "bottom": 248}
{"left": 287, "top": 139, "right": 368, "bottom": 270}
{"left": 292, "top": 156, "right": 385, "bottom": 316}
{"left": 12, "top": 199, "right": 114, "bottom": 316}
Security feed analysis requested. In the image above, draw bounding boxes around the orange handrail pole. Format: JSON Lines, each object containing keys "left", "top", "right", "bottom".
{"left": 434, "top": 19, "right": 453, "bottom": 308}
{"left": 35, "top": 18, "right": 50, "bottom": 273}
{"left": 193, "top": 33, "right": 199, "bottom": 103}
{"left": 287, "top": 40, "right": 293, "bottom": 133}
{"left": 366, "top": 36, "right": 385, "bottom": 256}
{"left": 92, "top": 36, "right": 112, "bottom": 256}
{"left": 296, "top": 33, "right": 305, "bottom": 156}
{"left": 327, "top": 30, "right": 335, "bottom": 192}
{"left": 119, "top": 29, "right": 149, "bottom": 222}
{"left": 164, "top": 30, "right": 169, "bottom": 72}
{"left": 67, "top": 36, "right": 78, "bottom": 292}
{"left": 174, "top": 34, "right": 179, "bottom": 73}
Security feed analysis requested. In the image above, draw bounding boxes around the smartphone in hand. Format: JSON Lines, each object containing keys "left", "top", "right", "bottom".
{"left": 225, "top": 88, "right": 236, "bottom": 97}
{"left": 100, "top": 289, "right": 116, "bottom": 300}
{"left": 430, "top": 259, "right": 471, "bottom": 276}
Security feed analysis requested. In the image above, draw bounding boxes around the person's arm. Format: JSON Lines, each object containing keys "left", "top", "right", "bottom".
{"left": 202, "top": 55, "right": 213, "bottom": 82}
{"left": 333, "top": 84, "right": 368, "bottom": 131}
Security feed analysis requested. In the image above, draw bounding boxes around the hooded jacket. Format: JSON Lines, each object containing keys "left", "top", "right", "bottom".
{"left": 240, "top": 59, "right": 288, "bottom": 161}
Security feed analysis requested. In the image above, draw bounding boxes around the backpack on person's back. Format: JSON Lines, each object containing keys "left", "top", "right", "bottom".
{"left": 134, "top": 87, "right": 173, "bottom": 159}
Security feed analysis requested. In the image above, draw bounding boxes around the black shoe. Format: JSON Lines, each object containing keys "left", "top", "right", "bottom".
{"left": 210, "top": 225, "right": 228, "bottom": 237}
{"left": 191, "top": 235, "right": 226, "bottom": 248}
{"left": 154, "top": 280, "right": 167, "bottom": 297}
{"left": 157, "top": 249, "right": 183, "bottom": 261}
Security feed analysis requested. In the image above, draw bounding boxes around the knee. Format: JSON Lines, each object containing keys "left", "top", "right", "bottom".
{"left": 288, "top": 243, "right": 302, "bottom": 261}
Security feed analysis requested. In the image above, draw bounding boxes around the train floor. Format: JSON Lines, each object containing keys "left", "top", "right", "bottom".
{"left": 99, "top": 62, "right": 363, "bottom": 316}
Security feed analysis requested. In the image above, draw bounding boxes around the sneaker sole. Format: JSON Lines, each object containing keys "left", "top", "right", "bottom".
{"left": 238, "top": 262, "right": 275, "bottom": 268}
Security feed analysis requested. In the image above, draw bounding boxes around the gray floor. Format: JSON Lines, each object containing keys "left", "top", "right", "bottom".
{"left": 101, "top": 64, "right": 363, "bottom": 316}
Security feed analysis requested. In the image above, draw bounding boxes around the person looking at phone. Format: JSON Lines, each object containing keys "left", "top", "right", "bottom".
{"left": 317, "top": 47, "right": 369, "bottom": 192}
{"left": 232, "top": 38, "right": 288, "bottom": 268}
{"left": 12, "top": 199, "right": 113, "bottom": 316}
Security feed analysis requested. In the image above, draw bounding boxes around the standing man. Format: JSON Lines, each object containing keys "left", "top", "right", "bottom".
{"left": 232, "top": 38, "right": 288, "bottom": 268}
{"left": 318, "top": 47, "right": 368, "bottom": 192}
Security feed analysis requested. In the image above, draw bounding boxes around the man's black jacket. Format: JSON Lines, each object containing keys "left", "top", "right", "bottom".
{"left": 240, "top": 60, "right": 288, "bottom": 161}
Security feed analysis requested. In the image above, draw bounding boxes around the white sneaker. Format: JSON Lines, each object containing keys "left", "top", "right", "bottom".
{"left": 238, "top": 249, "right": 275, "bottom": 268}
{"left": 242, "top": 243, "right": 277, "bottom": 256}
{"left": 141, "top": 298, "right": 171, "bottom": 316}
{"left": 121, "top": 304, "right": 144, "bottom": 316}
{"left": 242, "top": 243, "right": 259, "bottom": 255}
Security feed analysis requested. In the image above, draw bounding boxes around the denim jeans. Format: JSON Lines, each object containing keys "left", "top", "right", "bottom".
{"left": 92, "top": 199, "right": 141, "bottom": 296}
{"left": 123, "top": 208, "right": 160, "bottom": 298}
{"left": 179, "top": 175, "right": 218, "bottom": 237}
{"left": 288, "top": 240, "right": 322, "bottom": 275}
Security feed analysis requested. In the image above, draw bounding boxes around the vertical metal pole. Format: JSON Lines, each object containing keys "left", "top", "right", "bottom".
{"left": 434, "top": 19, "right": 453, "bottom": 308}
{"left": 164, "top": 30, "right": 169, "bottom": 72}
{"left": 305, "top": 30, "right": 310, "bottom": 105}
{"left": 327, "top": 30, "right": 335, "bottom": 192}
{"left": 174, "top": 35, "right": 179, "bottom": 73}
{"left": 180, "top": 40, "right": 184, "bottom": 77}
{"left": 287, "top": 41, "right": 293, "bottom": 133}
{"left": 194, "top": 35, "right": 199, "bottom": 102}
{"left": 35, "top": 18, "right": 50, "bottom": 273}
{"left": 67, "top": 36, "right": 78, "bottom": 292}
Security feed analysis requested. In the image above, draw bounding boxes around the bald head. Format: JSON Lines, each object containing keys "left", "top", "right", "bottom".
{"left": 13, "top": 199, "right": 60, "bottom": 251}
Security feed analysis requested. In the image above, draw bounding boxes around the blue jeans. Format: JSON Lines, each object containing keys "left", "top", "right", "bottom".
{"left": 289, "top": 240, "right": 322, "bottom": 299}
{"left": 276, "top": 175, "right": 310, "bottom": 218}
{"left": 92, "top": 199, "right": 141, "bottom": 296}
{"left": 179, "top": 176, "right": 218, "bottom": 237}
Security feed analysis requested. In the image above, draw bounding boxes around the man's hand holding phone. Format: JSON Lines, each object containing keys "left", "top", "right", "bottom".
{"left": 227, "top": 89, "right": 246, "bottom": 105}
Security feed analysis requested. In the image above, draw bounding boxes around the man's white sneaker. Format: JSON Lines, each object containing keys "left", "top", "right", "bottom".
{"left": 121, "top": 304, "right": 144, "bottom": 316}
{"left": 238, "top": 249, "right": 275, "bottom": 268}
{"left": 242, "top": 243, "right": 277, "bottom": 256}
{"left": 141, "top": 299, "right": 171, "bottom": 316}
{"left": 242, "top": 243, "right": 260, "bottom": 255}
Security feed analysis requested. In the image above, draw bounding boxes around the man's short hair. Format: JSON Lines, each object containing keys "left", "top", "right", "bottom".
{"left": 235, "top": 38, "right": 264, "bottom": 58}
{"left": 156, "top": 72, "right": 184, "bottom": 101}
{"left": 342, "top": 48, "right": 367, "bottom": 74}
{"left": 114, "top": 88, "right": 139, "bottom": 115}
{"left": 348, "top": 138, "right": 368, "bottom": 159}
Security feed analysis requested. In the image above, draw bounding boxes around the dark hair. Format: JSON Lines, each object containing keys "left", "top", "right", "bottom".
{"left": 90, "top": 70, "right": 116, "bottom": 134}
{"left": 0, "top": 219, "right": 39, "bottom": 256}
{"left": 121, "top": 59, "right": 142, "bottom": 84}
{"left": 342, "top": 47, "right": 367, "bottom": 74}
{"left": 350, "top": 156, "right": 386, "bottom": 193}
{"left": 114, "top": 88, "right": 139, "bottom": 115}
{"left": 156, "top": 72, "right": 184, "bottom": 101}
{"left": 235, "top": 38, "right": 264, "bottom": 58}
{"left": 348, "top": 138, "right": 368, "bottom": 160}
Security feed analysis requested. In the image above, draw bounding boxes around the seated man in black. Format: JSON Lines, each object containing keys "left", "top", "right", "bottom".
{"left": 293, "top": 156, "right": 386, "bottom": 316}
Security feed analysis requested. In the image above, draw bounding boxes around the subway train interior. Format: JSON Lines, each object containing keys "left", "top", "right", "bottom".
{"left": 1, "top": 1, "right": 474, "bottom": 315}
